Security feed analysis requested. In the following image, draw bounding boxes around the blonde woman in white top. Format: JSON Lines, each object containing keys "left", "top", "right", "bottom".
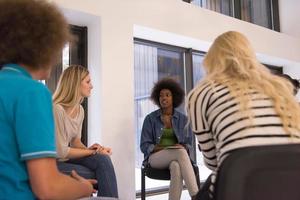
{"left": 53, "top": 65, "right": 118, "bottom": 198}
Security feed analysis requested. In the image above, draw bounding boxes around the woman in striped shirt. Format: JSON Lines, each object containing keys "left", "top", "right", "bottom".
{"left": 187, "top": 31, "right": 300, "bottom": 200}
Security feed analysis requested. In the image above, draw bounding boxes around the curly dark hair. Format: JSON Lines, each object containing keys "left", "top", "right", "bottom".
{"left": 0, "top": 0, "right": 70, "bottom": 69}
{"left": 150, "top": 77, "right": 185, "bottom": 108}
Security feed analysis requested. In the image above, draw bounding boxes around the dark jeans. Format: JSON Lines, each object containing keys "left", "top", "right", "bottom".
{"left": 57, "top": 154, "right": 118, "bottom": 198}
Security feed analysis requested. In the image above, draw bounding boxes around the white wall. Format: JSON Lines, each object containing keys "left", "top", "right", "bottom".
{"left": 52, "top": 0, "right": 300, "bottom": 199}
{"left": 278, "top": 0, "right": 300, "bottom": 98}
{"left": 279, "top": 0, "right": 300, "bottom": 39}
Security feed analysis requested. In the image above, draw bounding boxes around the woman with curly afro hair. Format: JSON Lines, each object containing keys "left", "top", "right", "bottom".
{"left": 140, "top": 77, "right": 199, "bottom": 200}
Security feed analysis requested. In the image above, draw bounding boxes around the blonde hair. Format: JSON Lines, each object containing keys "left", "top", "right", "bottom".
{"left": 203, "top": 31, "right": 300, "bottom": 135}
{"left": 53, "top": 65, "right": 89, "bottom": 107}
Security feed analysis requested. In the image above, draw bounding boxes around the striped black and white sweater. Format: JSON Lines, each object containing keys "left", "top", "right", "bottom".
{"left": 188, "top": 80, "right": 300, "bottom": 198}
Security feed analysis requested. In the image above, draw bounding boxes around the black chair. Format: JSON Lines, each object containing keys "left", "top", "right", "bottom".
{"left": 214, "top": 144, "right": 300, "bottom": 200}
{"left": 141, "top": 160, "right": 200, "bottom": 200}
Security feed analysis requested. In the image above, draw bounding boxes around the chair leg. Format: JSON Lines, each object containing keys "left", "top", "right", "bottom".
{"left": 194, "top": 166, "right": 201, "bottom": 189}
{"left": 141, "top": 168, "right": 146, "bottom": 200}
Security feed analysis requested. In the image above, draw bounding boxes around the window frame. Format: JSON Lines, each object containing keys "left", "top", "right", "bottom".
{"left": 45, "top": 25, "right": 88, "bottom": 145}
{"left": 185, "top": 0, "right": 280, "bottom": 31}
{"left": 134, "top": 39, "right": 206, "bottom": 198}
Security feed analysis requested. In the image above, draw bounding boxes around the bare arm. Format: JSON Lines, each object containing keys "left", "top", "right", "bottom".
{"left": 69, "top": 138, "right": 112, "bottom": 157}
{"left": 66, "top": 138, "right": 95, "bottom": 159}
{"left": 27, "top": 158, "right": 94, "bottom": 200}
{"left": 71, "top": 137, "right": 87, "bottom": 149}
{"left": 67, "top": 147, "right": 95, "bottom": 159}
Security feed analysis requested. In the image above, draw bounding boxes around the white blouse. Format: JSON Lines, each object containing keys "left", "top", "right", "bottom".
{"left": 53, "top": 104, "right": 84, "bottom": 160}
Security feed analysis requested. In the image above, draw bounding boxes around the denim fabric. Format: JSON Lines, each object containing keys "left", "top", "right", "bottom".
{"left": 140, "top": 109, "right": 194, "bottom": 162}
{"left": 57, "top": 154, "right": 118, "bottom": 198}
{"left": 57, "top": 161, "right": 96, "bottom": 179}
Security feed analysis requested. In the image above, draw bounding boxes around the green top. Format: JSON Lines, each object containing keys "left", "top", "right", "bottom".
{"left": 158, "top": 128, "right": 178, "bottom": 147}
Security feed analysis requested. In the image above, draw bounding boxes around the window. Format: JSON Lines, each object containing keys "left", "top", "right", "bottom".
{"left": 187, "top": 0, "right": 280, "bottom": 31}
{"left": 134, "top": 39, "right": 283, "bottom": 198}
{"left": 134, "top": 39, "right": 209, "bottom": 197}
{"left": 134, "top": 39, "right": 186, "bottom": 169}
{"left": 45, "top": 25, "right": 88, "bottom": 145}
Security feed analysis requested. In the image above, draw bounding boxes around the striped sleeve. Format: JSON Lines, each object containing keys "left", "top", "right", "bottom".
{"left": 188, "top": 82, "right": 217, "bottom": 170}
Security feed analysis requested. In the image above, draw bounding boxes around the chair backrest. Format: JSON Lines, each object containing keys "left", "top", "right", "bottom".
{"left": 214, "top": 144, "right": 300, "bottom": 200}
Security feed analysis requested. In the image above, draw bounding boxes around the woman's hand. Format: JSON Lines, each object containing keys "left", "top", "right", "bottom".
{"left": 98, "top": 146, "right": 112, "bottom": 155}
{"left": 88, "top": 143, "right": 102, "bottom": 152}
{"left": 71, "top": 170, "right": 97, "bottom": 193}
{"left": 89, "top": 143, "right": 112, "bottom": 155}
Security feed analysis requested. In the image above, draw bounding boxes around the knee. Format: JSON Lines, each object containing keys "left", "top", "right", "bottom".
{"left": 169, "top": 161, "right": 180, "bottom": 173}
{"left": 92, "top": 154, "right": 113, "bottom": 166}
{"left": 177, "top": 149, "right": 189, "bottom": 159}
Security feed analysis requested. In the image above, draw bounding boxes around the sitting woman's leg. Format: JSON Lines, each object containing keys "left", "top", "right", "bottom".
{"left": 57, "top": 161, "right": 96, "bottom": 179}
{"left": 149, "top": 149, "right": 198, "bottom": 197}
{"left": 169, "top": 161, "right": 183, "bottom": 200}
{"left": 175, "top": 149, "right": 199, "bottom": 197}
{"left": 149, "top": 151, "right": 183, "bottom": 200}
{"left": 65, "top": 154, "right": 118, "bottom": 198}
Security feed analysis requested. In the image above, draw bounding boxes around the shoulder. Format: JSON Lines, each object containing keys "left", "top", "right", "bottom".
{"left": 144, "top": 109, "right": 160, "bottom": 122}
{"left": 147, "top": 109, "right": 160, "bottom": 118}
{"left": 23, "top": 79, "right": 51, "bottom": 96}
{"left": 188, "top": 80, "right": 209, "bottom": 99}
{"left": 174, "top": 110, "right": 187, "bottom": 120}
{"left": 188, "top": 80, "right": 227, "bottom": 101}
{"left": 174, "top": 110, "right": 186, "bottom": 117}
{"left": 18, "top": 81, "right": 52, "bottom": 107}
{"left": 53, "top": 103, "right": 64, "bottom": 111}
{"left": 53, "top": 104, "right": 65, "bottom": 117}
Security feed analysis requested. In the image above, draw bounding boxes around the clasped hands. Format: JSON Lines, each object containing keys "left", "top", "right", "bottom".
{"left": 88, "top": 143, "right": 112, "bottom": 155}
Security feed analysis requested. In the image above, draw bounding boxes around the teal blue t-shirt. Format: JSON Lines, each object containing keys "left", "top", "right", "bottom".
{"left": 0, "top": 64, "right": 57, "bottom": 199}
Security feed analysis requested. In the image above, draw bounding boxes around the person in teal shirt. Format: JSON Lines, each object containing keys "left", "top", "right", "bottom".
{"left": 0, "top": 0, "right": 96, "bottom": 199}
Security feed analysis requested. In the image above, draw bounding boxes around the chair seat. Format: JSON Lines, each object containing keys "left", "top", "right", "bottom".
{"left": 143, "top": 164, "right": 170, "bottom": 180}
{"left": 214, "top": 144, "right": 300, "bottom": 200}
{"left": 140, "top": 160, "right": 200, "bottom": 200}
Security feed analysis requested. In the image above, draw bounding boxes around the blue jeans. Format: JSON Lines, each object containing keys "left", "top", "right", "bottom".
{"left": 57, "top": 154, "right": 118, "bottom": 198}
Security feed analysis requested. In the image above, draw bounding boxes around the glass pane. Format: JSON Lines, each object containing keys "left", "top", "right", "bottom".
{"left": 241, "top": 0, "right": 272, "bottom": 29}
{"left": 191, "top": 0, "right": 202, "bottom": 6}
{"left": 220, "top": 0, "right": 232, "bottom": 16}
{"left": 192, "top": 53, "right": 206, "bottom": 85}
{"left": 134, "top": 42, "right": 185, "bottom": 190}
{"left": 191, "top": 0, "right": 232, "bottom": 17}
{"left": 62, "top": 43, "right": 70, "bottom": 70}
{"left": 191, "top": 52, "right": 212, "bottom": 181}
